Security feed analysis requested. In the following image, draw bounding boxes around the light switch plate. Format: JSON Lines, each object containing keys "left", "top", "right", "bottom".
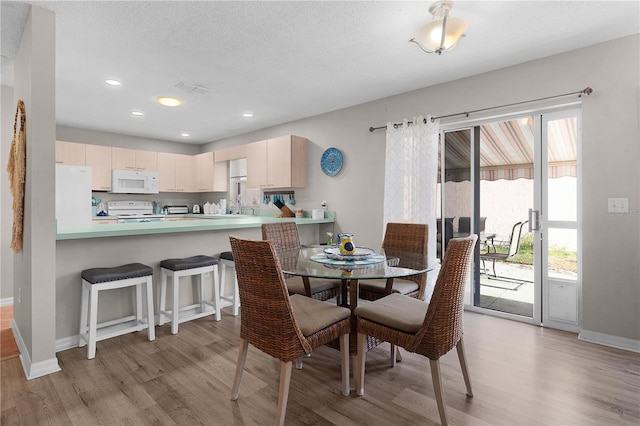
{"left": 607, "top": 197, "right": 629, "bottom": 213}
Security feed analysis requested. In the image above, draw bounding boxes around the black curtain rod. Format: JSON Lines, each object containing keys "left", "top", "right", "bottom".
{"left": 368, "top": 87, "right": 593, "bottom": 132}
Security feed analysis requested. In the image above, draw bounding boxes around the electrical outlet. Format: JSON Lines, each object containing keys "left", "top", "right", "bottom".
{"left": 321, "top": 200, "right": 327, "bottom": 208}
{"left": 608, "top": 197, "right": 629, "bottom": 213}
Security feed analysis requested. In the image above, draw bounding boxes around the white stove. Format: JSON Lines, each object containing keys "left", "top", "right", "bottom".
{"left": 108, "top": 200, "right": 164, "bottom": 223}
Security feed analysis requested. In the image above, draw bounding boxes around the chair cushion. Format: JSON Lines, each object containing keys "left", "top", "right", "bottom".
{"left": 82, "top": 263, "right": 152, "bottom": 284}
{"left": 355, "top": 293, "right": 427, "bottom": 334}
{"left": 290, "top": 294, "right": 350, "bottom": 337}
{"left": 219, "top": 251, "right": 234, "bottom": 261}
{"left": 285, "top": 276, "right": 341, "bottom": 295}
{"left": 160, "top": 255, "right": 218, "bottom": 271}
{"left": 358, "top": 278, "right": 419, "bottom": 295}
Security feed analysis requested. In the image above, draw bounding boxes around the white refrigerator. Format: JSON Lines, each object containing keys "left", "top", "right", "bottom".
{"left": 55, "top": 164, "right": 92, "bottom": 227}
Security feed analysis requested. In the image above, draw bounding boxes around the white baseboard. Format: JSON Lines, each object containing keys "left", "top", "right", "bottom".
{"left": 578, "top": 329, "right": 640, "bottom": 353}
{"left": 56, "top": 335, "right": 79, "bottom": 353}
{"left": 11, "top": 320, "right": 62, "bottom": 380}
{"left": 1, "top": 297, "right": 14, "bottom": 307}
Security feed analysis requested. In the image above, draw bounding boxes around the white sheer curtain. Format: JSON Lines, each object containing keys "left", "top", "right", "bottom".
{"left": 383, "top": 116, "right": 440, "bottom": 299}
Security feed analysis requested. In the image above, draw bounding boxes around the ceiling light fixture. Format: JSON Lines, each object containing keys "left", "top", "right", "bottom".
{"left": 181, "top": 133, "right": 190, "bottom": 137}
{"left": 156, "top": 96, "right": 182, "bottom": 107}
{"left": 410, "top": 1, "right": 468, "bottom": 55}
{"left": 242, "top": 112, "right": 254, "bottom": 118}
{"left": 105, "top": 79, "right": 121, "bottom": 86}
{"left": 131, "top": 111, "right": 144, "bottom": 116}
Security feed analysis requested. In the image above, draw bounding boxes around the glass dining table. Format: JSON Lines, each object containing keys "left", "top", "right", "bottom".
{"left": 279, "top": 246, "right": 433, "bottom": 354}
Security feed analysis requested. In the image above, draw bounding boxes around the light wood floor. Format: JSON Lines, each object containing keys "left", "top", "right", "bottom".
{"left": 2, "top": 309, "right": 639, "bottom": 425}
{"left": 0, "top": 305, "right": 20, "bottom": 361}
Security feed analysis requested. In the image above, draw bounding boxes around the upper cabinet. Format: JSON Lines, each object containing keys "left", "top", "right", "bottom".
{"left": 112, "top": 147, "right": 158, "bottom": 171}
{"left": 174, "top": 154, "right": 194, "bottom": 192}
{"left": 55, "top": 141, "right": 85, "bottom": 165}
{"left": 246, "top": 135, "right": 307, "bottom": 189}
{"left": 157, "top": 152, "right": 176, "bottom": 192}
{"left": 159, "top": 153, "right": 194, "bottom": 192}
{"left": 246, "top": 140, "right": 268, "bottom": 189}
{"left": 193, "top": 152, "right": 228, "bottom": 192}
{"left": 215, "top": 144, "right": 247, "bottom": 162}
{"left": 55, "top": 134, "right": 308, "bottom": 193}
{"left": 55, "top": 141, "right": 110, "bottom": 191}
{"left": 85, "top": 144, "right": 112, "bottom": 191}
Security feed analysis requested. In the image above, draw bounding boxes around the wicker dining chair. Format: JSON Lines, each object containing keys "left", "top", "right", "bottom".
{"left": 354, "top": 235, "right": 478, "bottom": 426}
{"left": 261, "top": 222, "right": 341, "bottom": 301}
{"left": 359, "top": 222, "right": 429, "bottom": 301}
{"left": 229, "top": 237, "right": 351, "bottom": 426}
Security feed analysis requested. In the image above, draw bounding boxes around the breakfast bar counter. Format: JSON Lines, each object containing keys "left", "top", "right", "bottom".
{"left": 57, "top": 214, "right": 334, "bottom": 240}
{"left": 55, "top": 214, "right": 335, "bottom": 350}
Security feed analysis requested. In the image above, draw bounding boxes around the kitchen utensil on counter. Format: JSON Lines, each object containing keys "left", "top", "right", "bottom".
{"left": 273, "top": 198, "right": 295, "bottom": 217}
{"left": 164, "top": 205, "right": 189, "bottom": 214}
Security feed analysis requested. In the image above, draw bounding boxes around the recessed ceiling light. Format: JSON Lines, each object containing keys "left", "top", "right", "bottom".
{"left": 131, "top": 111, "right": 144, "bottom": 116}
{"left": 156, "top": 96, "right": 182, "bottom": 107}
{"left": 181, "top": 133, "right": 190, "bottom": 137}
{"left": 105, "top": 79, "right": 121, "bottom": 86}
{"left": 242, "top": 112, "right": 254, "bottom": 118}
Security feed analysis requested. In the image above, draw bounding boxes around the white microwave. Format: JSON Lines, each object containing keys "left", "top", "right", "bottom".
{"left": 111, "top": 169, "right": 159, "bottom": 194}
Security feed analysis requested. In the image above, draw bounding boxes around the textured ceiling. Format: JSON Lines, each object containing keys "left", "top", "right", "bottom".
{"left": 1, "top": 1, "right": 639, "bottom": 144}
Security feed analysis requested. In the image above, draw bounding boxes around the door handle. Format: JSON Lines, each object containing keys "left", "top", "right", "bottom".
{"left": 528, "top": 208, "right": 540, "bottom": 232}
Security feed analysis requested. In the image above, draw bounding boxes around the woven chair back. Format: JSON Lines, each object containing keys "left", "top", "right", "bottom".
{"left": 382, "top": 222, "right": 429, "bottom": 298}
{"left": 413, "top": 235, "right": 477, "bottom": 359}
{"left": 262, "top": 222, "right": 302, "bottom": 279}
{"left": 229, "top": 237, "right": 312, "bottom": 359}
{"left": 382, "top": 222, "right": 428, "bottom": 254}
{"left": 261, "top": 222, "right": 302, "bottom": 253}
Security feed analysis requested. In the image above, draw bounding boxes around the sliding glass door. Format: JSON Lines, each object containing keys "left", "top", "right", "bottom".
{"left": 438, "top": 107, "right": 581, "bottom": 331}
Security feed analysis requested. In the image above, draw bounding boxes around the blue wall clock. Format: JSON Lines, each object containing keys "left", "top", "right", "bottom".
{"left": 320, "top": 147, "right": 343, "bottom": 176}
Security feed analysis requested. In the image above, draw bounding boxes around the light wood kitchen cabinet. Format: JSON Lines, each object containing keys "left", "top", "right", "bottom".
{"left": 193, "top": 152, "right": 229, "bottom": 192}
{"left": 85, "top": 144, "right": 112, "bottom": 191}
{"left": 158, "top": 152, "right": 177, "bottom": 192}
{"left": 215, "top": 144, "right": 247, "bottom": 162}
{"left": 158, "top": 152, "right": 193, "bottom": 192}
{"left": 246, "top": 135, "right": 307, "bottom": 188}
{"left": 55, "top": 141, "right": 86, "bottom": 165}
{"left": 112, "top": 147, "right": 158, "bottom": 171}
{"left": 175, "top": 154, "right": 194, "bottom": 192}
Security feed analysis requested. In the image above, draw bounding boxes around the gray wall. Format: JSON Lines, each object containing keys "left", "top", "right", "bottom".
{"left": 1, "top": 85, "right": 15, "bottom": 304}
{"left": 12, "top": 6, "right": 58, "bottom": 371}
{"left": 206, "top": 35, "right": 640, "bottom": 344}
